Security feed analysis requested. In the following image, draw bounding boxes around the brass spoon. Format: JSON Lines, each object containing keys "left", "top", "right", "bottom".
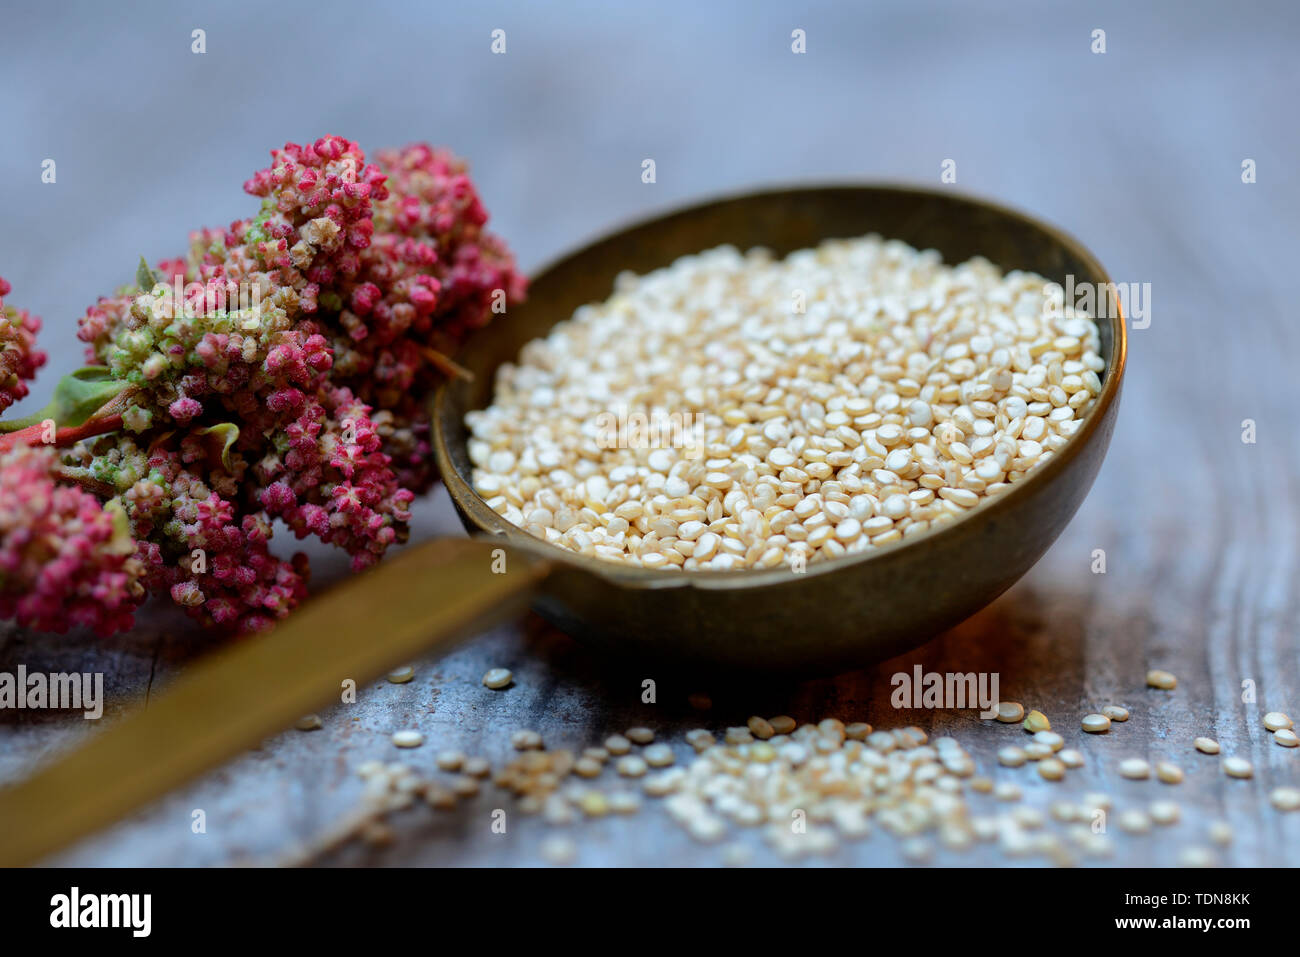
{"left": 0, "top": 185, "right": 1125, "bottom": 865}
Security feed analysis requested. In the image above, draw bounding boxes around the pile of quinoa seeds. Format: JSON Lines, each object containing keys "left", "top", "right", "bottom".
{"left": 466, "top": 236, "right": 1104, "bottom": 569}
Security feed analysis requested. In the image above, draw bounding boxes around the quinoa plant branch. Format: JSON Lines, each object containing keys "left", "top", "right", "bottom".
{"left": 0, "top": 135, "right": 525, "bottom": 637}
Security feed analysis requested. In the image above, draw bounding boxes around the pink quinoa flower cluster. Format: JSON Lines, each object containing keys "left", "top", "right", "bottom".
{"left": 19, "top": 135, "right": 526, "bottom": 635}
{"left": 0, "top": 444, "right": 146, "bottom": 636}
{"left": 0, "top": 276, "right": 47, "bottom": 414}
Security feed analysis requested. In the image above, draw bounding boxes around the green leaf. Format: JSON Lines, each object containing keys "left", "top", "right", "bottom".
{"left": 136, "top": 255, "right": 161, "bottom": 293}
{"left": 0, "top": 367, "right": 129, "bottom": 433}
{"left": 198, "top": 422, "right": 240, "bottom": 471}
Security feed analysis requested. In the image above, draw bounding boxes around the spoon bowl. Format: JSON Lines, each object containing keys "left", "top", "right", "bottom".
{"left": 433, "top": 184, "right": 1126, "bottom": 673}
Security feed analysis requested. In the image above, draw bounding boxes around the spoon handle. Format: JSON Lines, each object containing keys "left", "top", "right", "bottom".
{"left": 0, "top": 536, "right": 549, "bottom": 866}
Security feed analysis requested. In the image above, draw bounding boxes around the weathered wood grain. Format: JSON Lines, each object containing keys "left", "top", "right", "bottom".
{"left": 1, "top": 0, "right": 1298, "bottom": 865}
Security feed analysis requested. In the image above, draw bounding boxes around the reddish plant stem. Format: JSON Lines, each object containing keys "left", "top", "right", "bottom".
{"left": 0, "top": 414, "right": 124, "bottom": 455}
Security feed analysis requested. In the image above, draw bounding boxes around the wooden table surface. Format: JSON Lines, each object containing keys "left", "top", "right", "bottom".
{"left": 2, "top": 0, "right": 1298, "bottom": 866}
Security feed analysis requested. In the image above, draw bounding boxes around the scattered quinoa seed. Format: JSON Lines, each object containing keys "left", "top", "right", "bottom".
{"left": 1263, "top": 711, "right": 1294, "bottom": 731}
{"left": 386, "top": 666, "right": 415, "bottom": 684}
{"left": 1146, "top": 669, "right": 1177, "bottom": 690}
{"left": 642, "top": 744, "right": 675, "bottom": 767}
{"left": 391, "top": 730, "right": 424, "bottom": 749}
{"left": 1194, "top": 737, "right": 1220, "bottom": 754}
{"left": 1208, "top": 821, "right": 1234, "bottom": 846}
{"left": 1119, "top": 758, "right": 1151, "bottom": 780}
{"left": 482, "top": 668, "right": 514, "bottom": 690}
{"left": 1222, "top": 757, "right": 1253, "bottom": 779}
{"left": 1081, "top": 713, "right": 1111, "bottom": 734}
{"left": 1270, "top": 787, "right": 1300, "bottom": 812}
{"left": 511, "top": 730, "right": 544, "bottom": 751}
{"left": 1149, "top": 801, "right": 1181, "bottom": 825}
{"left": 1102, "top": 705, "right": 1129, "bottom": 722}
{"left": 626, "top": 727, "right": 655, "bottom": 745}
{"left": 994, "top": 782, "right": 1022, "bottom": 802}
{"left": 616, "top": 756, "right": 648, "bottom": 777}
{"left": 1155, "top": 761, "right": 1184, "bottom": 784}
{"left": 995, "top": 702, "right": 1025, "bottom": 723}
{"left": 1178, "top": 846, "right": 1215, "bottom": 868}
{"left": 295, "top": 714, "right": 323, "bottom": 731}
{"left": 451, "top": 775, "right": 479, "bottom": 798}
{"left": 1023, "top": 710, "right": 1050, "bottom": 733}
{"left": 746, "top": 716, "right": 775, "bottom": 740}
{"left": 1118, "top": 810, "right": 1151, "bottom": 834}
{"left": 436, "top": 750, "right": 465, "bottom": 772}
{"left": 1273, "top": 729, "right": 1299, "bottom": 748}
{"left": 605, "top": 734, "right": 632, "bottom": 755}
{"left": 1034, "top": 731, "right": 1065, "bottom": 752}
{"left": 1038, "top": 758, "right": 1066, "bottom": 781}
{"left": 539, "top": 835, "right": 577, "bottom": 865}
{"left": 997, "top": 746, "right": 1028, "bottom": 767}
{"left": 574, "top": 757, "right": 602, "bottom": 778}
{"left": 1024, "top": 742, "right": 1053, "bottom": 761}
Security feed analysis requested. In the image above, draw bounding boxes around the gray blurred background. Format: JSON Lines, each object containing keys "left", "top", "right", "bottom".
{"left": 3, "top": 0, "right": 1297, "bottom": 400}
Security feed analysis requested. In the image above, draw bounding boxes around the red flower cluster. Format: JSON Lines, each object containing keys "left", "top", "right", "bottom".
{"left": 0, "top": 136, "right": 523, "bottom": 636}
{"left": 0, "top": 444, "right": 146, "bottom": 636}
{"left": 0, "top": 276, "right": 47, "bottom": 414}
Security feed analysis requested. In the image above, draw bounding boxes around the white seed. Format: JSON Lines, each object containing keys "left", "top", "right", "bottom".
{"left": 997, "top": 746, "right": 1028, "bottom": 767}
{"left": 1146, "top": 669, "right": 1177, "bottom": 690}
{"left": 539, "top": 835, "right": 578, "bottom": 865}
{"left": 1022, "top": 710, "right": 1050, "bottom": 733}
{"left": 1208, "top": 821, "right": 1234, "bottom": 846}
{"left": 1118, "top": 758, "right": 1150, "bottom": 780}
{"left": 1263, "top": 711, "right": 1294, "bottom": 731}
{"left": 1033, "top": 730, "right": 1065, "bottom": 752}
{"left": 1177, "top": 846, "right": 1216, "bottom": 868}
{"left": 436, "top": 750, "right": 466, "bottom": 772}
{"left": 1102, "top": 705, "right": 1129, "bottom": 722}
{"left": 1081, "top": 713, "right": 1111, "bottom": 734}
{"left": 512, "top": 730, "right": 543, "bottom": 751}
{"left": 391, "top": 730, "right": 424, "bottom": 748}
{"left": 295, "top": 714, "right": 322, "bottom": 731}
{"left": 605, "top": 734, "right": 632, "bottom": 754}
{"left": 1270, "top": 787, "right": 1300, "bottom": 811}
{"left": 1058, "top": 749, "right": 1085, "bottom": 768}
{"left": 626, "top": 727, "right": 655, "bottom": 744}
{"left": 482, "top": 667, "right": 514, "bottom": 689}
{"left": 386, "top": 665, "right": 415, "bottom": 684}
{"left": 642, "top": 744, "right": 675, "bottom": 767}
{"left": 1194, "top": 737, "right": 1220, "bottom": 754}
{"left": 994, "top": 782, "right": 1022, "bottom": 802}
{"left": 1155, "top": 761, "right": 1184, "bottom": 784}
{"left": 616, "top": 756, "right": 648, "bottom": 777}
{"left": 1222, "top": 756, "right": 1253, "bottom": 779}
{"left": 1118, "top": 810, "right": 1151, "bottom": 834}
{"left": 1038, "top": 758, "right": 1066, "bottom": 781}
{"left": 1149, "top": 801, "right": 1181, "bottom": 825}
{"left": 995, "top": 701, "right": 1025, "bottom": 723}
{"left": 1274, "top": 728, "right": 1299, "bottom": 747}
